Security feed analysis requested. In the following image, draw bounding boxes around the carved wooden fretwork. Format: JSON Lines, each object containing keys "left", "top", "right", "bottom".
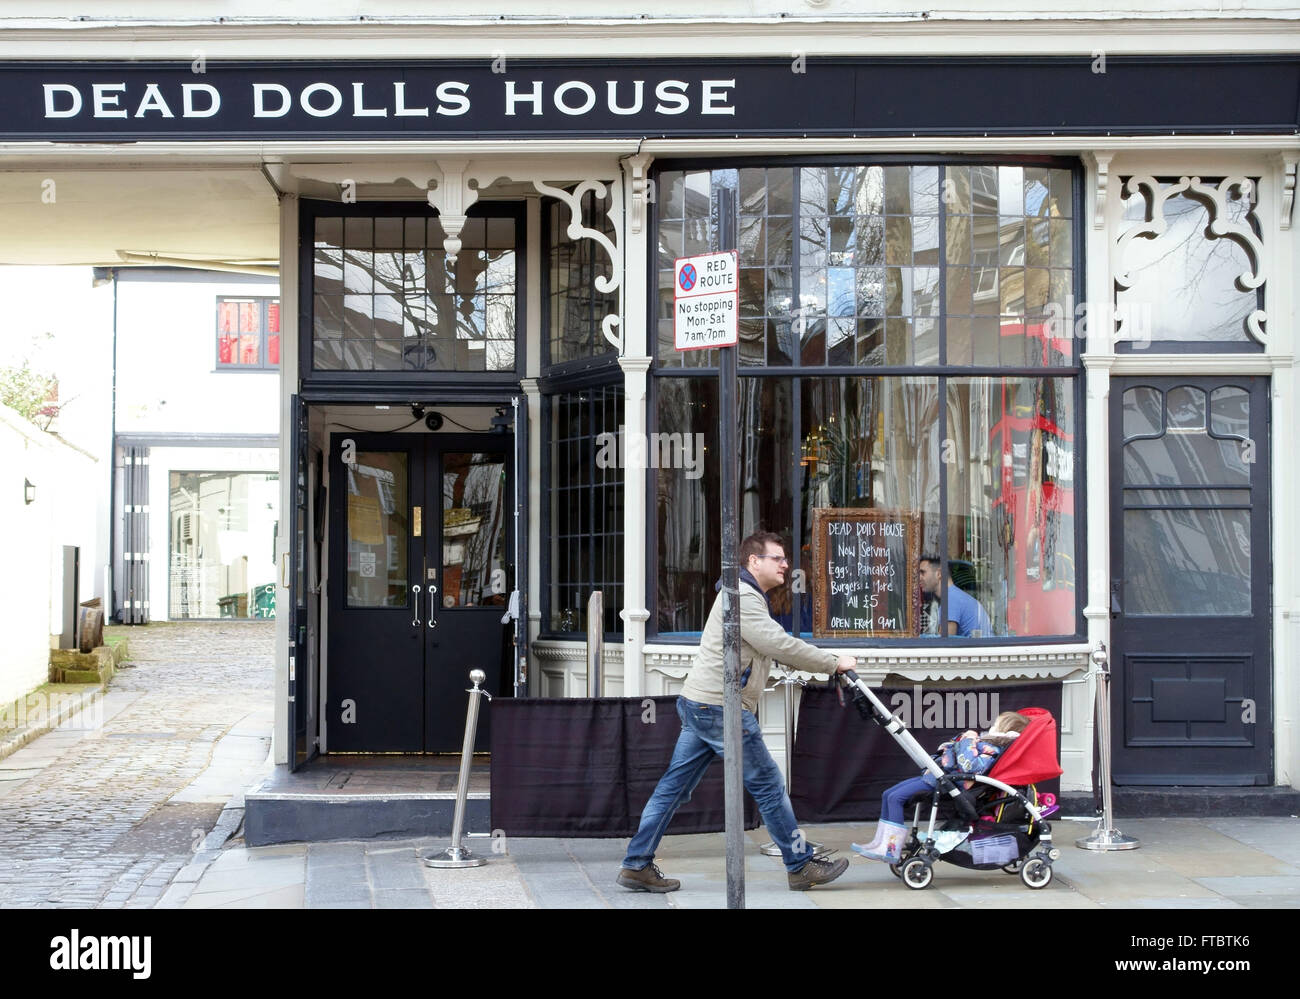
{"left": 1274, "top": 153, "right": 1297, "bottom": 231}
{"left": 532, "top": 179, "right": 622, "bottom": 352}
{"left": 624, "top": 153, "right": 653, "bottom": 235}
{"left": 425, "top": 159, "right": 478, "bottom": 262}
{"left": 1089, "top": 151, "right": 1114, "bottom": 229}
{"left": 1115, "top": 174, "right": 1267, "bottom": 345}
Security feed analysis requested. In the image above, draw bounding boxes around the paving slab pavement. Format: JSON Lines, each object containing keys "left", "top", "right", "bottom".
{"left": 184, "top": 815, "right": 1300, "bottom": 909}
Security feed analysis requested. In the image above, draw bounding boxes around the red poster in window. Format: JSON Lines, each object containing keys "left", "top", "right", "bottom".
{"left": 240, "top": 302, "right": 258, "bottom": 334}
{"left": 268, "top": 334, "right": 280, "bottom": 366}
{"left": 218, "top": 301, "right": 238, "bottom": 334}
{"left": 268, "top": 301, "right": 280, "bottom": 333}
{"left": 219, "top": 335, "right": 234, "bottom": 364}
{"left": 239, "top": 334, "right": 259, "bottom": 365}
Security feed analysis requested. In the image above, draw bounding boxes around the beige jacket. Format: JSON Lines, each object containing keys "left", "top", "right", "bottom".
{"left": 680, "top": 579, "right": 840, "bottom": 714}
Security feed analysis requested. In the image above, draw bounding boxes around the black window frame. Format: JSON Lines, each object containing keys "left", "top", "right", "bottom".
{"left": 646, "top": 154, "right": 1088, "bottom": 648}
{"left": 541, "top": 186, "right": 621, "bottom": 376}
{"left": 298, "top": 197, "right": 527, "bottom": 389}
{"left": 539, "top": 368, "right": 625, "bottom": 639}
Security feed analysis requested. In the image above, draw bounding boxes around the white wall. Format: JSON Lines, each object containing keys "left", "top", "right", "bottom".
{"left": 0, "top": 405, "right": 98, "bottom": 706}
{"left": 0, "top": 266, "right": 115, "bottom": 607}
{"left": 115, "top": 274, "right": 279, "bottom": 438}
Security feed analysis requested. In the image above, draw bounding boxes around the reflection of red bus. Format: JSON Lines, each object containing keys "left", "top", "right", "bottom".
{"left": 990, "top": 319, "right": 1075, "bottom": 637}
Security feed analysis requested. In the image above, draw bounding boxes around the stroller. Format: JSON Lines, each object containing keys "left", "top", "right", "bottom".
{"left": 840, "top": 671, "right": 1063, "bottom": 891}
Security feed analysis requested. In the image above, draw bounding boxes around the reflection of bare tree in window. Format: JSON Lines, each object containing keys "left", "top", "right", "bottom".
{"left": 1117, "top": 179, "right": 1260, "bottom": 343}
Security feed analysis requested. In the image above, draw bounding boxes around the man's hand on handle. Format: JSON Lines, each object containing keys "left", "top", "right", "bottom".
{"left": 835, "top": 656, "right": 856, "bottom": 674}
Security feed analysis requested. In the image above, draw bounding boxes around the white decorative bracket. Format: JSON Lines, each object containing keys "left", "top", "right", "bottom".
{"left": 532, "top": 178, "right": 623, "bottom": 352}
{"left": 426, "top": 159, "right": 479, "bottom": 261}
{"left": 1274, "top": 153, "right": 1297, "bottom": 231}
{"left": 1087, "top": 151, "right": 1114, "bottom": 230}
{"left": 624, "top": 152, "right": 654, "bottom": 235}
{"left": 1115, "top": 174, "right": 1267, "bottom": 345}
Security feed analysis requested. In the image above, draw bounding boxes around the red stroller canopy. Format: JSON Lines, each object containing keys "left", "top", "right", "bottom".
{"left": 987, "top": 707, "right": 1063, "bottom": 785}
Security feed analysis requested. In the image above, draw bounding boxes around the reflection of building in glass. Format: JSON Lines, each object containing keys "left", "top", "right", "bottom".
{"left": 169, "top": 471, "right": 280, "bottom": 619}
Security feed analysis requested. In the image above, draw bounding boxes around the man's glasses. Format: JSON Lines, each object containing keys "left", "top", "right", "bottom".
{"left": 752, "top": 554, "right": 790, "bottom": 565}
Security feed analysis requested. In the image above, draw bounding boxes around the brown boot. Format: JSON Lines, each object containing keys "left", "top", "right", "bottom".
{"left": 617, "top": 862, "right": 681, "bottom": 893}
{"left": 788, "top": 855, "right": 849, "bottom": 890}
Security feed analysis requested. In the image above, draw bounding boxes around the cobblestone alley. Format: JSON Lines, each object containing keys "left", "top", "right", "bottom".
{"left": 0, "top": 622, "right": 273, "bottom": 907}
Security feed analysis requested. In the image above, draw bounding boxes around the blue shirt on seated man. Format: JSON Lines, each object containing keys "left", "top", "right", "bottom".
{"left": 919, "top": 555, "right": 993, "bottom": 637}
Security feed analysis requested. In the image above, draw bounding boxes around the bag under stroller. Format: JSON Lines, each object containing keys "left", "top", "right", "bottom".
{"left": 841, "top": 674, "right": 1064, "bottom": 890}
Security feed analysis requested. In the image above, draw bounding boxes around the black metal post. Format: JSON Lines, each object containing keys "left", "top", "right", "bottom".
{"left": 717, "top": 187, "right": 744, "bottom": 910}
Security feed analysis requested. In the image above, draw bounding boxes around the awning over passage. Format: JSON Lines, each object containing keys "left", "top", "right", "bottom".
{"left": 0, "top": 166, "right": 278, "bottom": 268}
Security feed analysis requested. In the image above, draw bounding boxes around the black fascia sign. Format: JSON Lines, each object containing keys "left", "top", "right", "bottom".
{"left": 1, "top": 57, "right": 1298, "bottom": 140}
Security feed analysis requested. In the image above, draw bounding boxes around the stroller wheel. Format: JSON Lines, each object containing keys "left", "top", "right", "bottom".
{"left": 901, "top": 858, "right": 933, "bottom": 890}
{"left": 1002, "top": 859, "right": 1023, "bottom": 875}
{"left": 1019, "top": 857, "right": 1053, "bottom": 890}
{"left": 888, "top": 862, "right": 904, "bottom": 879}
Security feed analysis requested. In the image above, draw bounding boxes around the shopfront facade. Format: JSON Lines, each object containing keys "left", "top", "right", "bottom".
{"left": 2, "top": 5, "right": 1297, "bottom": 794}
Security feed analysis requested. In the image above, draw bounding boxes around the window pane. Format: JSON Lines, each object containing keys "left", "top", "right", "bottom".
{"left": 548, "top": 189, "right": 617, "bottom": 366}
{"left": 170, "top": 471, "right": 280, "bottom": 619}
{"left": 946, "top": 377, "right": 1076, "bottom": 637}
{"left": 656, "top": 377, "right": 720, "bottom": 632}
{"left": 1124, "top": 509, "right": 1250, "bottom": 615}
{"left": 548, "top": 387, "right": 624, "bottom": 632}
{"left": 1116, "top": 178, "right": 1260, "bottom": 346}
{"left": 314, "top": 211, "right": 517, "bottom": 373}
{"left": 345, "top": 453, "right": 408, "bottom": 607}
{"left": 442, "top": 452, "right": 508, "bottom": 608}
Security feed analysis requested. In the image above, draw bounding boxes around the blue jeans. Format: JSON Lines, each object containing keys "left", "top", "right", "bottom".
{"left": 621, "top": 696, "right": 813, "bottom": 874}
{"left": 882, "top": 775, "right": 935, "bottom": 824}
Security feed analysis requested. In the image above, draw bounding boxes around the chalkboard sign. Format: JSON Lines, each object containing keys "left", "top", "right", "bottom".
{"left": 811, "top": 508, "right": 922, "bottom": 638}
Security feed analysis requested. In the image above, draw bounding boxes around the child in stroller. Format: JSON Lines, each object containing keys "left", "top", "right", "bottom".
{"left": 852, "top": 711, "right": 1031, "bottom": 863}
{"left": 838, "top": 671, "right": 1063, "bottom": 890}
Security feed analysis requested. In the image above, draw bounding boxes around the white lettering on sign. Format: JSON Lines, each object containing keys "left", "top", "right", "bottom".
{"left": 37, "top": 76, "right": 740, "bottom": 125}
{"left": 674, "top": 251, "right": 739, "bottom": 351}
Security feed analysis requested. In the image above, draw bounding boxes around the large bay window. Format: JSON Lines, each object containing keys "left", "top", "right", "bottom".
{"left": 653, "top": 162, "right": 1082, "bottom": 642}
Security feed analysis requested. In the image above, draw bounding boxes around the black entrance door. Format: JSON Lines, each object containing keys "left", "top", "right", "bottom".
{"left": 1110, "top": 376, "right": 1271, "bottom": 785}
{"left": 328, "top": 432, "right": 512, "bottom": 753}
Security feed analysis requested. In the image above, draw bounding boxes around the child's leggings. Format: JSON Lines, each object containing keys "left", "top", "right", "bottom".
{"left": 881, "top": 776, "right": 935, "bottom": 824}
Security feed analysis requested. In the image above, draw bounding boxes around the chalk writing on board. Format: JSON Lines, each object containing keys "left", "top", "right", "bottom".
{"left": 811, "top": 508, "right": 921, "bottom": 638}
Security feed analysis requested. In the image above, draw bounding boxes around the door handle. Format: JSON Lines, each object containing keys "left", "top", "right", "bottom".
{"left": 412, "top": 584, "right": 422, "bottom": 627}
{"left": 1110, "top": 579, "right": 1122, "bottom": 618}
{"left": 429, "top": 587, "right": 437, "bottom": 628}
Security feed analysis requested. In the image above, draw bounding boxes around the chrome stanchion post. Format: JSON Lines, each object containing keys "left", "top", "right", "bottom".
{"left": 759, "top": 669, "right": 821, "bottom": 858}
{"left": 1077, "top": 644, "right": 1140, "bottom": 851}
{"left": 587, "top": 590, "right": 604, "bottom": 698}
{"left": 424, "top": 669, "right": 491, "bottom": 868}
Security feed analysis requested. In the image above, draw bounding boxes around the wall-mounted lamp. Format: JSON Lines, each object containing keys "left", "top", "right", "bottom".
{"left": 24, "top": 479, "right": 35, "bottom": 505}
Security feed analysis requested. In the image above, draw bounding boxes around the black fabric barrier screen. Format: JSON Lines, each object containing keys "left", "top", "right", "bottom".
{"left": 791, "top": 682, "right": 1063, "bottom": 823}
{"left": 490, "top": 696, "right": 759, "bottom": 838}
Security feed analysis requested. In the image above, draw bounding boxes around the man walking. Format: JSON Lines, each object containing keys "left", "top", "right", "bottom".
{"left": 618, "top": 531, "right": 856, "bottom": 892}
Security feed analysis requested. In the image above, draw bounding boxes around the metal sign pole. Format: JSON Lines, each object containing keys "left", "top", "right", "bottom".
{"left": 717, "top": 187, "right": 744, "bottom": 910}
{"left": 423, "top": 669, "right": 492, "bottom": 868}
{"left": 1077, "top": 644, "right": 1140, "bottom": 851}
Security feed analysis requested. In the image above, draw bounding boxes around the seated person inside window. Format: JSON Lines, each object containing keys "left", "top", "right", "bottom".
{"left": 919, "top": 555, "right": 992, "bottom": 637}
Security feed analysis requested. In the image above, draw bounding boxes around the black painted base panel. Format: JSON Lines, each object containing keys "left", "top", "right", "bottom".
{"left": 1059, "top": 786, "right": 1300, "bottom": 818}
